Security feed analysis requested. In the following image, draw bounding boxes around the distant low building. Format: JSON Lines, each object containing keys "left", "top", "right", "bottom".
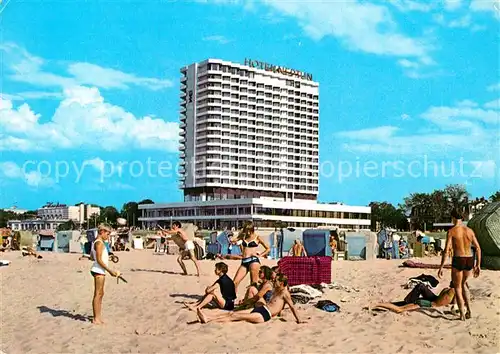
{"left": 37, "top": 203, "right": 100, "bottom": 224}
{"left": 2, "top": 206, "right": 28, "bottom": 214}
{"left": 8, "top": 219, "right": 67, "bottom": 231}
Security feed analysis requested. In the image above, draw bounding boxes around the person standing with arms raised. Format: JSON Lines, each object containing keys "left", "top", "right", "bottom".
{"left": 162, "top": 221, "right": 201, "bottom": 276}
{"left": 438, "top": 209, "right": 481, "bottom": 321}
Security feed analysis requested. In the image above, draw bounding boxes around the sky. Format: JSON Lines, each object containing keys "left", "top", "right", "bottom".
{"left": 0, "top": 0, "right": 499, "bottom": 210}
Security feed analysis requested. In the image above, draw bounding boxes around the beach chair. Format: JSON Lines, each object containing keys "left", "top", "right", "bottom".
{"left": 278, "top": 256, "right": 331, "bottom": 286}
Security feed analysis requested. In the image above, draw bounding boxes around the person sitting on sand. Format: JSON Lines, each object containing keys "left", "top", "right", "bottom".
{"left": 90, "top": 224, "right": 121, "bottom": 325}
{"left": 185, "top": 262, "right": 236, "bottom": 311}
{"left": 369, "top": 282, "right": 456, "bottom": 314}
{"left": 197, "top": 273, "right": 306, "bottom": 324}
{"left": 288, "top": 239, "right": 307, "bottom": 257}
{"left": 236, "top": 266, "right": 274, "bottom": 309}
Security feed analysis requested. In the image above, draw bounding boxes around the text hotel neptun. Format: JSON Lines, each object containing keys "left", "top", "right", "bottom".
{"left": 243, "top": 58, "right": 313, "bottom": 81}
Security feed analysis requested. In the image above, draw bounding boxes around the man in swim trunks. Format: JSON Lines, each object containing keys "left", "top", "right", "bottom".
{"left": 438, "top": 209, "right": 481, "bottom": 321}
{"left": 196, "top": 273, "right": 306, "bottom": 324}
{"left": 369, "top": 282, "right": 456, "bottom": 314}
{"left": 162, "top": 221, "right": 201, "bottom": 276}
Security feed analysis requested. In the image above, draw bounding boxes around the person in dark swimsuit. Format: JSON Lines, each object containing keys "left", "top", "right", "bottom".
{"left": 438, "top": 209, "right": 482, "bottom": 321}
{"left": 197, "top": 273, "right": 306, "bottom": 324}
{"left": 185, "top": 262, "right": 236, "bottom": 311}
{"left": 236, "top": 266, "right": 274, "bottom": 309}
{"left": 231, "top": 222, "right": 270, "bottom": 292}
{"left": 369, "top": 282, "right": 456, "bottom": 314}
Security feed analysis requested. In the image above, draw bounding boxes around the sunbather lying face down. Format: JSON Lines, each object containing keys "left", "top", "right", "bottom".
{"left": 370, "top": 285, "right": 455, "bottom": 314}
{"left": 196, "top": 274, "right": 307, "bottom": 324}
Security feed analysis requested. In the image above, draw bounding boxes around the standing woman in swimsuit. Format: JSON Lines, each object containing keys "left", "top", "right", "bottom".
{"left": 232, "top": 222, "right": 270, "bottom": 292}
{"left": 90, "top": 224, "right": 120, "bottom": 324}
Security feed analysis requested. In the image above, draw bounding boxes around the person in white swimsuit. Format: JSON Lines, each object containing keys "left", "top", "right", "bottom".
{"left": 162, "top": 221, "right": 201, "bottom": 276}
{"left": 90, "top": 224, "right": 120, "bottom": 325}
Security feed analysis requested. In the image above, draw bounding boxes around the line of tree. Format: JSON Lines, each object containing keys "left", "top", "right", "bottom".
{"left": 370, "top": 185, "right": 499, "bottom": 232}
{"left": 0, "top": 199, "right": 155, "bottom": 230}
{"left": 56, "top": 199, "right": 154, "bottom": 231}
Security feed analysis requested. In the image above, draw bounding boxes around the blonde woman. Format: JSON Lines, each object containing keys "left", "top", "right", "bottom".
{"left": 231, "top": 222, "right": 270, "bottom": 292}
{"left": 90, "top": 224, "right": 120, "bottom": 324}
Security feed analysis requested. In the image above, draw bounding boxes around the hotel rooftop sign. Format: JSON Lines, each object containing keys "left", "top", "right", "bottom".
{"left": 244, "top": 58, "right": 313, "bottom": 81}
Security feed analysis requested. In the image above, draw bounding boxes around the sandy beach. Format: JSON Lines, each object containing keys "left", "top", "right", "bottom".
{"left": 0, "top": 251, "right": 498, "bottom": 354}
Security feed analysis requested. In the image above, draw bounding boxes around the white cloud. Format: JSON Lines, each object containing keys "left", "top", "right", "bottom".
{"left": 401, "top": 113, "right": 411, "bottom": 120}
{"left": 0, "top": 91, "right": 62, "bottom": 101}
{"left": 0, "top": 43, "right": 172, "bottom": 91}
{"left": 389, "top": 0, "right": 434, "bottom": 12}
{"left": 67, "top": 63, "right": 172, "bottom": 90}
{"left": 456, "top": 99, "right": 479, "bottom": 108}
{"left": 470, "top": 160, "right": 498, "bottom": 179}
{"left": 470, "top": 0, "right": 500, "bottom": 15}
{"left": 444, "top": 0, "right": 463, "bottom": 11}
{"left": 484, "top": 98, "right": 500, "bottom": 109}
{"left": 487, "top": 83, "right": 500, "bottom": 91}
{"left": 84, "top": 157, "right": 124, "bottom": 176}
{"left": 84, "top": 158, "right": 106, "bottom": 173}
{"left": 201, "top": 1, "right": 433, "bottom": 64}
{"left": 0, "top": 161, "right": 54, "bottom": 187}
{"left": 336, "top": 126, "right": 399, "bottom": 141}
{"left": 203, "top": 35, "right": 232, "bottom": 44}
{"left": 448, "top": 15, "right": 472, "bottom": 28}
{"left": 86, "top": 180, "right": 135, "bottom": 191}
{"left": 336, "top": 100, "right": 499, "bottom": 155}
{"left": 0, "top": 86, "right": 180, "bottom": 152}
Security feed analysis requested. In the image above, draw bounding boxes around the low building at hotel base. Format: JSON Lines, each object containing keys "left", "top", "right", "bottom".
{"left": 139, "top": 197, "right": 370, "bottom": 230}
{"left": 139, "top": 58, "right": 371, "bottom": 231}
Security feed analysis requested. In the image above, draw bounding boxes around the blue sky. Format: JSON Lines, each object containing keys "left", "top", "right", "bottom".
{"left": 0, "top": 0, "right": 499, "bottom": 210}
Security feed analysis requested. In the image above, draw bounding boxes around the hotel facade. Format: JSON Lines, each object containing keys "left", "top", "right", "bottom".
{"left": 139, "top": 58, "right": 371, "bottom": 230}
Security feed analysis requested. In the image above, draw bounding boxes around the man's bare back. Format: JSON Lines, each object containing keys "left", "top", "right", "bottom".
{"left": 438, "top": 209, "right": 481, "bottom": 321}
{"left": 448, "top": 224, "right": 474, "bottom": 257}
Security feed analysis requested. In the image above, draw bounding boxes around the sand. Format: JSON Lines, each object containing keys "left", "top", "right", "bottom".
{"left": 0, "top": 251, "right": 499, "bottom": 354}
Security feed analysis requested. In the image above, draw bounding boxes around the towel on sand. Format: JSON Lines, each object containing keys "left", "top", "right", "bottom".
{"left": 400, "top": 260, "right": 451, "bottom": 269}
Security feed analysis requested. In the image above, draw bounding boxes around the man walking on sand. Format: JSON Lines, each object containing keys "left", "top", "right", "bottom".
{"left": 438, "top": 209, "right": 481, "bottom": 321}
{"left": 162, "top": 221, "right": 201, "bottom": 276}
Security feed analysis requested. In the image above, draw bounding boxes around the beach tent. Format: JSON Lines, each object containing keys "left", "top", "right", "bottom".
{"left": 55, "top": 230, "right": 80, "bottom": 252}
{"left": 216, "top": 231, "right": 230, "bottom": 256}
{"left": 345, "top": 232, "right": 366, "bottom": 259}
{"left": 468, "top": 202, "right": 500, "bottom": 270}
{"left": 302, "top": 229, "right": 332, "bottom": 257}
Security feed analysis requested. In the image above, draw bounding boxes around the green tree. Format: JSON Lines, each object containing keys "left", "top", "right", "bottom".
{"left": 489, "top": 191, "right": 500, "bottom": 203}
{"left": 98, "top": 206, "right": 120, "bottom": 226}
{"left": 443, "top": 184, "right": 470, "bottom": 217}
{"left": 369, "top": 201, "right": 409, "bottom": 231}
{"left": 121, "top": 202, "right": 139, "bottom": 227}
{"left": 56, "top": 219, "right": 78, "bottom": 231}
{"left": 138, "top": 199, "right": 154, "bottom": 205}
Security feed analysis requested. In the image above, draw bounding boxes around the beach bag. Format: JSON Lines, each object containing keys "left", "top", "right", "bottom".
{"left": 315, "top": 300, "right": 340, "bottom": 313}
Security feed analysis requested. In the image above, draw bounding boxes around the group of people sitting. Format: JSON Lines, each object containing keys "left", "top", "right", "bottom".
{"left": 184, "top": 262, "right": 306, "bottom": 324}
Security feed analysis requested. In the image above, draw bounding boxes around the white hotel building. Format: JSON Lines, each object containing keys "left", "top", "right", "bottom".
{"left": 139, "top": 58, "right": 371, "bottom": 230}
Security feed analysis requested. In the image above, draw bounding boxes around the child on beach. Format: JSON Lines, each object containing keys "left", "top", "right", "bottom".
{"left": 197, "top": 273, "right": 306, "bottom": 324}
{"left": 90, "top": 224, "right": 120, "bottom": 325}
{"left": 185, "top": 262, "right": 236, "bottom": 311}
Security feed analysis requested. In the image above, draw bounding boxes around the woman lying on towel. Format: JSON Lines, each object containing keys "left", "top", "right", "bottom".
{"left": 369, "top": 282, "right": 456, "bottom": 314}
